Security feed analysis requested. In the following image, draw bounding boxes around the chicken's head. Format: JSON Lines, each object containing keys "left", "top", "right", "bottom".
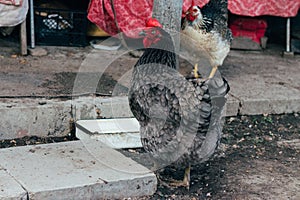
{"left": 186, "top": 4, "right": 202, "bottom": 22}
{"left": 140, "top": 18, "right": 164, "bottom": 48}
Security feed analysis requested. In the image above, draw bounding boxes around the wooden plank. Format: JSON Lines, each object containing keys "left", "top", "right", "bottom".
{"left": 20, "top": 20, "right": 27, "bottom": 55}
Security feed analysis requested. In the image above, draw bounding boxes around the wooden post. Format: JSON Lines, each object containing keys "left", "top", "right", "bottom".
{"left": 152, "top": 0, "right": 183, "bottom": 32}
{"left": 20, "top": 20, "right": 27, "bottom": 55}
{"left": 152, "top": 0, "right": 183, "bottom": 69}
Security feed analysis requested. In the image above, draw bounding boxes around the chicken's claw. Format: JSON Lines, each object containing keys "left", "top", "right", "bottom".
{"left": 169, "top": 166, "right": 190, "bottom": 190}
{"left": 157, "top": 166, "right": 191, "bottom": 190}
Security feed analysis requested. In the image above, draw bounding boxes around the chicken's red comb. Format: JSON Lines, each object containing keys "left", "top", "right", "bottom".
{"left": 146, "top": 18, "right": 163, "bottom": 28}
{"left": 191, "top": 0, "right": 195, "bottom": 7}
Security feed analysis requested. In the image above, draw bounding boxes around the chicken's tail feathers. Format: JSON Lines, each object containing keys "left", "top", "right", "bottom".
{"left": 203, "top": 0, "right": 229, "bottom": 20}
{"left": 208, "top": 0, "right": 228, "bottom": 10}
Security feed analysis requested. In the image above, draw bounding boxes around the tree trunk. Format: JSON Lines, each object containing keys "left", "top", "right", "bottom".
{"left": 152, "top": 0, "right": 183, "bottom": 69}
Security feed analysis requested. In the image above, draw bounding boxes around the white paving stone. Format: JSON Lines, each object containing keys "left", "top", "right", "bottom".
{"left": 0, "top": 141, "right": 157, "bottom": 200}
{"left": 0, "top": 167, "right": 27, "bottom": 200}
{"left": 76, "top": 118, "right": 142, "bottom": 149}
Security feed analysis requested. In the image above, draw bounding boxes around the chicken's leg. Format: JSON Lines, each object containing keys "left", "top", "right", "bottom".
{"left": 168, "top": 165, "right": 191, "bottom": 189}
{"left": 193, "top": 63, "right": 199, "bottom": 79}
{"left": 208, "top": 65, "right": 218, "bottom": 79}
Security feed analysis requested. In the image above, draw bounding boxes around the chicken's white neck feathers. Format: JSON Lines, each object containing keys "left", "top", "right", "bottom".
{"left": 181, "top": 26, "right": 230, "bottom": 66}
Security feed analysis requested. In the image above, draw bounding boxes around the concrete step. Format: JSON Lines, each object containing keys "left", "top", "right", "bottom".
{"left": 0, "top": 140, "right": 157, "bottom": 199}
{"left": 1, "top": 89, "right": 300, "bottom": 140}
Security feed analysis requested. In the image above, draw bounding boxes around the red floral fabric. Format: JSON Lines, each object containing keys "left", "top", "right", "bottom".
{"left": 88, "top": 0, "right": 300, "bottom": 37}
{"left": 229, "top": 0, "right": 300, "bottom": 17}
{"left": 87, "top": 0, "right": 208, "bottom": 37}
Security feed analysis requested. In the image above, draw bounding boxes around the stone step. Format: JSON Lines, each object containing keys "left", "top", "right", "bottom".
{"left": 0, "top": 140, "right": 157, "bottom": 199}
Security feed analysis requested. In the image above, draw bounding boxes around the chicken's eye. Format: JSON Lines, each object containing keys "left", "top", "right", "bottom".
{"left": 193, "top": 9, "right": 198, "bottom": 13}
{"left": 151, "top": 30, "right": 156, "bottom": 34}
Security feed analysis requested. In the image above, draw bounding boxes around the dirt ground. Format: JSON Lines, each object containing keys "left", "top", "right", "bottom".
{"left": 145, "top": 113, "right": 300, "bottom": 200}
{"left": 1, "top": 33, "right": 300, "bottom": 199}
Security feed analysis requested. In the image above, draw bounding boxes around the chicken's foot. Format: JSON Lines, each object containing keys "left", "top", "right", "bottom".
{"left": 166, "top": 165, "right": 191, "bottom": 190}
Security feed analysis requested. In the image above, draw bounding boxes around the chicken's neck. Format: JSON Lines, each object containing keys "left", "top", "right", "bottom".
{"left": 136, "top": 37, "right": 177, "bottom": 69}
{"left": 192, "top": 15, "right": 213, "bottom": 33}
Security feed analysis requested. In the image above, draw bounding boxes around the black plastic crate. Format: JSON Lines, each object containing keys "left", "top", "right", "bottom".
{"left": 34, "top": 7, "right": 87, "bottom": 46}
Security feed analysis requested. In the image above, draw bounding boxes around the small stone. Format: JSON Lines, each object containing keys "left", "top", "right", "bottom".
{"left": 28, "top": 47, "right": 48, "bottom": 56}
{"left": 228, "top": 117, "right": 236, "bottom": 123}
{"left": 264, "top": 136, "right": 273, "bottom": 141}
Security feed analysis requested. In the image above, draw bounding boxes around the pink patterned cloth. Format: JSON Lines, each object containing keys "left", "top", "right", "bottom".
{"left": 0, "top": 0, "right": 22, "bottom": 6}
{"left": 88, "top": 0, "right": 300, "bottom": 37}
{"left": 229, "top": 0, "right": 300, "bottom": 17}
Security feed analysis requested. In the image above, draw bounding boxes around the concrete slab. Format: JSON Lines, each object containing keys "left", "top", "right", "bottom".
{"left": 0, "top": 141, "right": 157, "bottom": 200}
{"left": 229, "top": 74, "right": 300, "bottom": 115}
{"left": 76, "top": 118, "right": 142, "bottom": 149}
{"left": 72, "top": 96, "right": 134, "bottom": 120}
{"left": 0, "top": 96, "right": 135, "bottom": 140}
{"left": 0, "top": 168, "right": 27, "bottom": 200}
{"left": 225, "top": 95, "right": 240, "bottom": 116}
{"left": 0, "top": 98, "right": 72, "bottom": 140}
{"left": 222, "top": 49, "right": 300, "bottom": 115}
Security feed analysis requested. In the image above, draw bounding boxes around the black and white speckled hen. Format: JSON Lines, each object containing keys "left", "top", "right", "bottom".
{"left": 181, "top": 0, "right": 232, "bottom": 79}
{"left": 128, "top": 18, "right": 229, "bottom": 188}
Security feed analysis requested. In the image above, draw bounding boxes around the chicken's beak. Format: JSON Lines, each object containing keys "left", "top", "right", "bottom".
{"left": 139, "top": 30, "right": 146, "bottom": 36}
